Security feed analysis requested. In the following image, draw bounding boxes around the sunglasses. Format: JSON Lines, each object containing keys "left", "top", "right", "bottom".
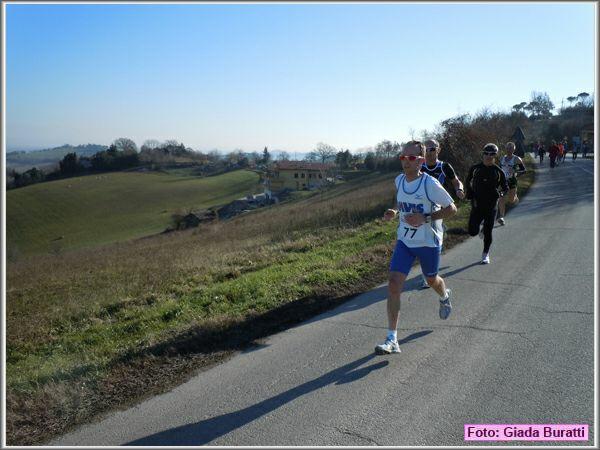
{"left": 399, "top": 155, "right": 422, "bottom": 161}
{"left": 483, "top": 152, "right": 497, "bottom": 156}
{"left": 426, "top": 147, "right": 438, "bottom": 152}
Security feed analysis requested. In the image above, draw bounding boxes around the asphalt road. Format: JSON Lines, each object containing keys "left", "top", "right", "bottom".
{"left": 50, "top": 155, "right": 595, "bottom": 446}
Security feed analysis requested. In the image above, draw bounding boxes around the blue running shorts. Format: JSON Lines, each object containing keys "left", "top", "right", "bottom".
{"left": 389, "top": 239, "right": 441, "bottom": 277}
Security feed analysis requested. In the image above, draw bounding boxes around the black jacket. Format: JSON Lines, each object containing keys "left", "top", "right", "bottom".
{"left": 465, "top": 163, "right": 509, "bottom": 207}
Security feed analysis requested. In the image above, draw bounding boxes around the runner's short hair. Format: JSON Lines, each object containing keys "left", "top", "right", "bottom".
{"left": 506, "top": 142, "right": 516, "bottom": 150}
{"left": 424, "top": 138, "right": 440, "bottom": 150}
{"left": 403, "top": 140, "right": 426, "bottom": 156}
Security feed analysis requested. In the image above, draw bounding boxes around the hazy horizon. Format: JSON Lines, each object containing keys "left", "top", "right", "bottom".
{"left": 6, "top": 142, "right": 315, "bottom": 158}
{"left": 6, "top": 143, "right": 319, "bottom": 161}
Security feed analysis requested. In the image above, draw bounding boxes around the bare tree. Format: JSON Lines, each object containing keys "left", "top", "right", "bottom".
{"left": 208, "top": 150, "right": 221, "bottom": 162}
{"left": 160, "top": 140, "right": 180, "bottom": 150}
{"left": 304, "top": 151, "right": 319, "bottom": 162}
{"left": 140, "top": 139, "right": 161, "bottom": 153}
{"left": 314, "top": 142, "right": 337, "bottom": 163}
{"left": 375, "top": 140, "right": 394, "bottom": 160}
{"left": 112, "top": 137, "right": 138, "bottom": 154}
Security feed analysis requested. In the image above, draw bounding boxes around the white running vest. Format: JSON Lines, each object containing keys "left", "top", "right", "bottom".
{"left": 395, "top": 173, "right": 445, "bottom": 248}
{"left": 500, "top": 155, "right": 518, "bottom": 179}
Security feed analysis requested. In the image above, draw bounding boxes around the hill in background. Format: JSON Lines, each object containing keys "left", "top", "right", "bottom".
{"left": 6, "top": 168, "right": 262, "bottom": 256}
{"left": 6, "top": 144, "right": 107, "bottom": 172}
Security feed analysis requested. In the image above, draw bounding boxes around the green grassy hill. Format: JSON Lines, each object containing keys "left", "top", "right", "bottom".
{"left": 6, "top": 169, "right": 261, "bottom": 255}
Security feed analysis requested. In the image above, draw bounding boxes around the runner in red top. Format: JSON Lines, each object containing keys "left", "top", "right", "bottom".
{"left": 558, "top": 142, "right": 565, "bottom": 164}
{"left": 548, "top": 141, "right": 560, "bottom": 168}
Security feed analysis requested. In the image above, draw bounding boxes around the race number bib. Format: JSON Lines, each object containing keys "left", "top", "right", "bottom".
{"left": 399, "top": 214, "right": 426, "bottom": 244}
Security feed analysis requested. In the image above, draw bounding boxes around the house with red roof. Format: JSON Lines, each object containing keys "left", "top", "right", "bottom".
{"left": 266, "top": 161, "right": 336, "bottom": 192}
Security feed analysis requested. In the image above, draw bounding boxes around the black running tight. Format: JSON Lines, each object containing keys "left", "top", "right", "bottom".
{"left": 468, "top": 205, "right": 497, "bottom": 253}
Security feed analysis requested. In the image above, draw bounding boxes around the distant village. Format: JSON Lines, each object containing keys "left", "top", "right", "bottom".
{"left": 169, "top": 159, "right": 345, "bottom": 231}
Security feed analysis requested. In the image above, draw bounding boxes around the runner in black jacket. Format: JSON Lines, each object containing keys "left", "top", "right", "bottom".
{"left": 465, "top": 143, "right": 509, "bottom": 264}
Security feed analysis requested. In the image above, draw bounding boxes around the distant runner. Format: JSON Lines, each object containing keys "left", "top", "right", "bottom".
{"left": 549, "top": 141, "right": 560, "bottom": 168}
{"left": 375, "top": 141, "right": 457, "bottom": 355}
{"left": 558, "top": 141, "right": 566, "bottom": 164}
{"left": 418, "top": 138, "right": 466, "bottom": 289}
{"left": 537, "top": 142, "right": 546, "bottom": 164}
{"left": 497, "top": 142, "right": 526, "bottom": 226}
{"left": 465, "top": 143, "right": 509, "bottom": 264}
{"left": 572, "top": 142, "right": 579, "bottom": 161}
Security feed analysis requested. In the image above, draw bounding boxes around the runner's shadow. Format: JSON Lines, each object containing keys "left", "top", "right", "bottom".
{"left": 311, "top": 265, "right": 449, "bottom": 321}
{"left": 125, "top": 353, "right": 388, "bottom": 446}
{"left": 398, "top": 329, "right": 433, "bottom": 345}
{"left": 336, "top": 330, "right": 433, "bottom": 386}
{"left": 439, "top": 262, "right": 482, "bottom": 279}
{"left": 125, "top": 331, "right": 431, "bottom": 446}
{"left": 330, "top": 286, "right": 388, "bottom": 314}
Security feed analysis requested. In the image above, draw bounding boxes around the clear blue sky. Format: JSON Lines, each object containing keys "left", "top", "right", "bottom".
{"left": 5, "top": 2, "right": 596, "bottom": 153}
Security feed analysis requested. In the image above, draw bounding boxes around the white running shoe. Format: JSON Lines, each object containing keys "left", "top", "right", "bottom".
{"left": 420, "top": 275, "right": 430, "bottom": 289}
{"left": 481, "top": 252, "right": 490, "bottom": 264}
{"left": 439, "top": 289, "right": 452, "bottom": 320}
{"left": 497, "top": 217, "right": 505, "bottom": 226}
{"left": 375, "top": 338, "right": 401, "bottom": 355}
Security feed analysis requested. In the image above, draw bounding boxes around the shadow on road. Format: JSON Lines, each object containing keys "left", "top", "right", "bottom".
{"left": 311, "top": 266, "right": 451, "bottom": 324}
{"left": 126, "top": 353, "right": 383, "bottom": 445}
{"left": 398, "top": 329, "right": 433, "bottom": 345}
{"left": 439, "top": 262, "right": 482, "bottom": 279}
{"left": 125, "top": 330, "right": 431, "bottom": 446}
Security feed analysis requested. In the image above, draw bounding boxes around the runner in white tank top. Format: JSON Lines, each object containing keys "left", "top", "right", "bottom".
{"left": 393, "top": 172, "right": 451, "bottom": 248}
{"left": 497, "top": 142, "right": 526, "bottom": 225}
{"left": 375, "top": 141, "right": 457, "bottom": 355}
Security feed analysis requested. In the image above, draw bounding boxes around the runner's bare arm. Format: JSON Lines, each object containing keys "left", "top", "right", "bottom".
{"left": 431, "top": 203, "right": 457, "bottom": 221}
{"left": 515, "top": 157, "right": 526, "bottom": 175}
{"left": 404, "top": 203, "right": 457, "bottom": 227}
{"left": 451, "top": 177, "right": 465, "bottom": 199}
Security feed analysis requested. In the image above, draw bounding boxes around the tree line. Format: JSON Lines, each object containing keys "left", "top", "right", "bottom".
{"left": 304, "top": 90, "right": 594, "bottom": 178}
{"left": 7, "top": 90, "right": 594, "bottom": 190}
{"left": 511, "top": 91, "right": 592, "bottom": 119}
{"left": 8, "top": 139, "right": 254, "bottom": 189}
